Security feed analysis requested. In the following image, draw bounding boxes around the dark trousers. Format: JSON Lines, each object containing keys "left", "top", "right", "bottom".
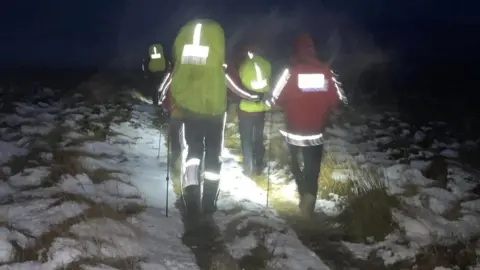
{"left": 287, "top": 144, "right": 325, "bottom": 199}
{"left": 146, "top": 72, "right": 164, "bottom": 105}
{"left": 238, "top": 112, "right": 266, "bottom": 175}
{"left": 181, "top": 114, "right": 226, "bottom": 215}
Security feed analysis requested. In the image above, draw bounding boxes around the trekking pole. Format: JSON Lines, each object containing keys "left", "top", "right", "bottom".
{"left": 165, "top": 123, "right": 171, "bottom": 217}
{"left": 157, "top": 125, "right": 162, "bottom": 159}
{"left": 266, "top": 111, "right": 273, "bottom": 208}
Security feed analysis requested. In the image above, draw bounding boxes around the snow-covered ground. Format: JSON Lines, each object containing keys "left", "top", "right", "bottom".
{"left": 1, "top": 86, "right": 479, "bottom": 269}
{"left": 268, "top": 110, "right": 480, "bottom": 269}
{"left": 0, "top": 88, "right": 329, "bottom": 269}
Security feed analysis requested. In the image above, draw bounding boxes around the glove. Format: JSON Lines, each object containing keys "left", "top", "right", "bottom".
{"left": 255, "top": 92, "right": 265, "bottom": 101}
{"left": 263, "top": 93, "right": 275, "bottom": 108}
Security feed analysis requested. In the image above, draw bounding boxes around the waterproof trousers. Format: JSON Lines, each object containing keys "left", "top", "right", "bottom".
{"left": 238, "top": 112, "right": 266, "bottom": 176}
{"left": 180, "top": 114, "right": 226, "bottom": 217}
{"left": 287, "top": 144, "right": 325, "bottom": 200}
{"left": 147, "top": 71, "right": 164, "bottom": 106}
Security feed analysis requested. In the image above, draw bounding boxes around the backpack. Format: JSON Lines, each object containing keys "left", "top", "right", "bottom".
{"left": 239, "top": 55, "right": 271, "bottom": 92}
{"left": 148, "top": 44, "right": 166, "bottom": 72}
{"left": 170, "top": 19, "right": 226, "bottom": 117}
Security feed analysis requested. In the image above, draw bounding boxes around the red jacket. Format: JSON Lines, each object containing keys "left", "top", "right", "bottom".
{"left": 162, "top": 88, "right": 173, "bottom": 112}
{"left": 160, "top": 65, "right": 175, "bottom": 114}
{"left": 274, "top": 34, "right": 339, "bottom": 134}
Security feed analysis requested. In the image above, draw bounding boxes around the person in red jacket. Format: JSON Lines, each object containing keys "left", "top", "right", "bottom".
{"left": 264, "top": 34, "right": 347, "bottom": 218}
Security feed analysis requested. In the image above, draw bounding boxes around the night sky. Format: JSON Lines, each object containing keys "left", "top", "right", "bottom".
{"left": 0, "top": 0, "right": 478, "bottom": 68}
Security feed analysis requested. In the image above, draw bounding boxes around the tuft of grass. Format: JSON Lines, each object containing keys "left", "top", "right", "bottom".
{"left": 411, "top": 239, "right": 479, "bottom": 270}
{"left": 224, "top": 123, "right": 241, "bottom": 153}
{"left": 267, "top": 135, "right": 290, "bottom": 170}
{"left": 332, "top": 169, "right": 400, "bottom": 243}
{"left": 317, "top": 151, "right": 356, "bottom": 199}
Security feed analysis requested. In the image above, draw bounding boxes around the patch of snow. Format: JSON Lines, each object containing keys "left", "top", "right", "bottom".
{"left": 126, "top": 209, "right": 199, "bottom": 268}
{"left": 0, "top": 199, "right": 89, "bottom": 238}
{"left": 0, "top": 228, "right": 14, "bottom": 263}
{"left": 11, "top": 187, "right": 61, "bottom": 202}
{"left": 413, "top": 131, "right": 426, "bottom": 143}
{"left": 420, "top": 187, "right": 458, "bottom": 215}
{"left": 110, "top": 118, "right": 175, "bottom": 210}
{"left": 228, "top": 232, "right": 258, "bottom": 259}
{"left": 384, "top": 165, "right": 435, "bottom": 195}
{"left": 0, "top": 141, "right": 29, "bottom": 165}
{"left": 394, "top": 209, "right": 480, "bottom": 247}
{"left": 326, "top": 126, "right": 350, "bottom": 139}
{"left": 81, "top": 265, "right": 120, "bottom": 270}
{"left": 58, "top": 174, "right": 144, "bottom": 209}
{"left": 21, "top": 123, "right": 55, "bottom": 136}
{"left": 410, "top": 160, "right": 430, "bottom": 171}
{"left": 2, "top": 167, "right": 12, "bottom": 176}
{"left": 364, "top": 151, "right": 396, "bottom": 165}
{"left": 461, "top": 199, "right": 480, "bottom": 213}
{"left": 376, "top": 242, "right": 418, "bottom": 266}
{"left": 46, "top": 237, "right": 84, "bottom": 269}
{"left": 0, "top": 262, "right": 50, "bottom": 270}
{"left": 440, "top": 149, "right": 459, "bottom": 158}
{"left": 0, "top": 182, "right": 16, "bottom": 198}
{"left": 65, "top": 141, "right": 124, "bottom": 157}
{"left": 78, "top": 156, "right": 122, "bottom": 172}
{"left": 100, "top": 180, "right": 141, "bottom": 198}
{"left": 8, "top": 166, "right": 50, "bottom": 188}
{"left": 376, "top": 136, "right": 393, "bottom": 145}
{"left": 343, "top": 242, "right": 374, "bottom": 260}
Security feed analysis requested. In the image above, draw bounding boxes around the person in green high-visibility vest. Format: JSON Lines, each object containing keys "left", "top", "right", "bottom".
{"left": 144, "top": 44, "right": 167, "bottom": 105}
{"left": 238, "top": 51, "right": 272, "bottom": 176}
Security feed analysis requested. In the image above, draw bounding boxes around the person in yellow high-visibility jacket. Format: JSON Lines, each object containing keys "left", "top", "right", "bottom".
{"left": 157, "top": 19, "right": 262, "bottom": 223}
{"left": 145, "top": 44, "right": 167, "bottom": 105}
{"left": 237, "top": 51, "right": 272, "bottom": 176}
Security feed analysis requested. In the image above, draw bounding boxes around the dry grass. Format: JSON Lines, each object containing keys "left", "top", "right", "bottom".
{"left": 263, "top": 127, "right": 401, "bottom": 243}
{"left": 411, "top": 239, "right": 479, "bottom": 270}
{"left": 4, "top": 82, "right": 150, "bottom": 266}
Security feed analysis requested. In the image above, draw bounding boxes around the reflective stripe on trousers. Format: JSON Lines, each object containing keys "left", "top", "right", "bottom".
{"left": 182, "top": 157, "right": 201, "bottom": 189}
{"left": 179, "top": 114, "right": 226, "bottom": 190}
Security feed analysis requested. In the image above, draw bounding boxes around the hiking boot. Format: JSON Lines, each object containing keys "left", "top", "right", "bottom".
{"left": 299, "top": 194, "right": 316, "bottom": 219}
{"left": 202, "top": 180, "right": 220, "bottom": 215}
{"left": 182, "top": 185, "right": 201, "bottom": 224}
{"left": 254, "top": 163, "right": 264, "bottom": 176}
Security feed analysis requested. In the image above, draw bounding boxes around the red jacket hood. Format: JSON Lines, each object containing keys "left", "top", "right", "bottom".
{"left": 290, "top": 34, "right": 319, "bottom": 66}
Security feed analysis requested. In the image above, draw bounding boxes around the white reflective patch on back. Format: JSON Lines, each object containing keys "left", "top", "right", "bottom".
{"left": 251, "top": 79, "right": 267, "bottom": 90}
{"left": 298, "top": 73, "right": 326, "bottom": 92}
{"left": 181, "top": 23, "right": 210, "bottom": 65}
{"left": 150, "top": 47, "right": 162, "bottom": 59}
{"left": 250, "top": 62, "right": 267, "bottom": 90}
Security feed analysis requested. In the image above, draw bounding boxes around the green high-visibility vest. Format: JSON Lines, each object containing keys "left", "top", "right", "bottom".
{"left": 239, "top": 55, "right": 271, "bottom": 112}
{"left": 148, "top": 44, "right": 166, "bottom": 72}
